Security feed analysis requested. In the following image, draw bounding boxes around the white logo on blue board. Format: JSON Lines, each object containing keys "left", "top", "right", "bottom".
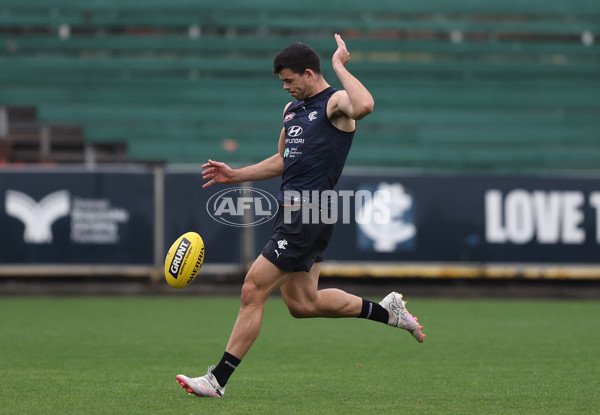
{"left": 4, "top": 190, "right": 130, "bottom": 245}
{"left": 4, "top": 190, "right": 71, "bottom": 244}
{"left": 357, "top": 183, "right": 416, "bottom": 252}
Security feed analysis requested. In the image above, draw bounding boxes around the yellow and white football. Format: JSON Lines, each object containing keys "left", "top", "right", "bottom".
{"left": 164, "top": 232, "right": 205, "bottom": 289}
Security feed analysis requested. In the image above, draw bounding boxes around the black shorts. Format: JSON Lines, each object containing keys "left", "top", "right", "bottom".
{"left": 261, "top": 207, "right": 335, "bottom": 273}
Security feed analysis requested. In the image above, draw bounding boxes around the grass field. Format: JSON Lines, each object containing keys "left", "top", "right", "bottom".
{"left": 0, "top": 295, "right": 598, "bottom": 414}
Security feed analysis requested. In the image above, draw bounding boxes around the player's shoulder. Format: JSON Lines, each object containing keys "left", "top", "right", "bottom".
{"left": 283, "top": 101, "right": 293, "bottom": 115}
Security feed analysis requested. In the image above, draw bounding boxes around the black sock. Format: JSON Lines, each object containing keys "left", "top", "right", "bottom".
{"left": 210, "top": 352, "right": 241, "bottom": 387}
{"left": 357, "top": 298, "right": 389, "bottom": 324}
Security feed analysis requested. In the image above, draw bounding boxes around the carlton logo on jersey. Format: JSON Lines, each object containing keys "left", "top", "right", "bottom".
{"left": 287, "top": 126, "right": 303, "bottom": 137}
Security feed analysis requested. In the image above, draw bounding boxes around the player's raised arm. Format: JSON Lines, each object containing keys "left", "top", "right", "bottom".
{"left": 330, "top": 34, "right": 374, "bottom": 121}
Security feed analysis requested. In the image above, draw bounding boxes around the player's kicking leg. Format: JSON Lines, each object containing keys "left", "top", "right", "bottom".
{"left": 280, "top": 263, "right": 425, "bottom": 342}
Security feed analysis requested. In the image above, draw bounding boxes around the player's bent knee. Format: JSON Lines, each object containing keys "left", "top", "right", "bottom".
{"left": 286, "top": 301, "right": 316, "bottom": 319}
{"left": 288, "top": 307, "right": 310, "bottom": 319}
{"left": 240, "top": 279, "right": 260, "bottom": 308}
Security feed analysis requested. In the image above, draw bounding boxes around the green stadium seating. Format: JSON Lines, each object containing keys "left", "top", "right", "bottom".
{"left": 0, "top": 0, "right": 598, "bottom": 171}
{"left": 1, "top": 0, "right": 598, "bottom": 15}
{"left": 1, "top": 36, "right": 597, "bottom": 58}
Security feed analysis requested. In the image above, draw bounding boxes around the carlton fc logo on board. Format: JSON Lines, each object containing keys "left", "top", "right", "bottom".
{"left": 287, "top": 126, "right": 303, "bottom": 137}
{"left": 357, "top": 183, "right": 417, "bottom": 252}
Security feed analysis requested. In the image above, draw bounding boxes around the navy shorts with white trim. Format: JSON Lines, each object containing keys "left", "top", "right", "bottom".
{"left": 261, "top": 207, "right": 334, "bottom": 273}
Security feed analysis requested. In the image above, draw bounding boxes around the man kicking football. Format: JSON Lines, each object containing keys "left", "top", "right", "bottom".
{"left": 176, "top": 34, "right": 425, "bottom": 398}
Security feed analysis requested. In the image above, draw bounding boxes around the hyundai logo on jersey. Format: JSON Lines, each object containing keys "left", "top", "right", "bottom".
{"left": 287, "top": 126, "right": 303, "bottom": 137}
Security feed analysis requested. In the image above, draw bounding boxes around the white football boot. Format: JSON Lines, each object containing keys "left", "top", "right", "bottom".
{"left": 176, "top": 366, "right": 225, "bottom": 398}
{"left": 379, "top": 292, "right": 425, "bottom": 343}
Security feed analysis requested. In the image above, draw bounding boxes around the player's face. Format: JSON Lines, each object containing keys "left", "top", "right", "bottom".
{"left": 278, "top": 68, "right": 310, "bottom": 100}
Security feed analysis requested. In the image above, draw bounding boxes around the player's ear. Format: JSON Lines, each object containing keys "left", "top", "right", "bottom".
{"left": 303, "top": 69, "right": 316, "bottom": 80}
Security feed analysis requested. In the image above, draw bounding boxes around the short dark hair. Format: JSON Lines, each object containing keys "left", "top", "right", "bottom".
{"left": 273, "top": 42, "right": 322, "bottom": 75}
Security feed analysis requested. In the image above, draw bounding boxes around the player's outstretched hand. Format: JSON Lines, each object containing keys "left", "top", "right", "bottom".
{"left": 201, "top": 159, "right": 235, "bottom": 188}
{"left": 332, "top": 34, "right": 350, "bottom": 67}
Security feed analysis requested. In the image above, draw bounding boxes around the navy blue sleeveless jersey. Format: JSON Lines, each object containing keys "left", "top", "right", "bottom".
{"left": 277, "top": 87, "right": 354, "bottom": 205}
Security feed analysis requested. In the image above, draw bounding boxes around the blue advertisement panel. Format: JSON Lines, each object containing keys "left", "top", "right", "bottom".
{"left": 2, "top": 167, "right": 598, "bottom": 270}
{"left": 251, "top": 173, "right": 600, "bottom": 265}
{"left": 0, "top": 168, "right": 154, "bottom": 264}
{"left": 329, "top": 174, "right": 600, "bottom": 263}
